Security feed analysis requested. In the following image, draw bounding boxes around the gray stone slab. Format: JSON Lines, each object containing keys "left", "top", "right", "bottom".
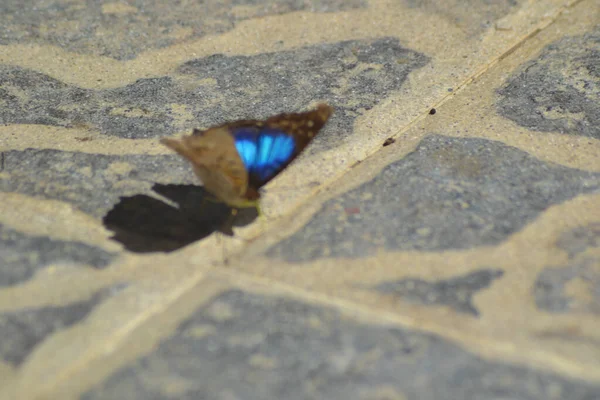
{"left": 0, "top": 38, "right": 429, "bottom": 147}
{"left": 82, "top": 290, "right": 600, "bottom": 400}
{"left": 268, "top": 135, "right": 600, "bottom": 262}
{"left": 497, "top": 28, "right": 600, "bottom": 139}
{"left": 0, "top": 149, "right": 195, "bottom": 217}
{"left": 0, "top": 224, "right": 117, "bottom": 287}
{"left": 0, "top": 285, "right": 125, "bottom": 366}
{"left": 370, "top": 268, "right": 504, "bottom": 317}
{"left": 556, "top": 223, "right": 600, "bottom": 259}
{"left": 534, "top": 258, "right": 600, "bottom": 315}
{"left": 0, "top": 0, "right": 366, "bottom": 60}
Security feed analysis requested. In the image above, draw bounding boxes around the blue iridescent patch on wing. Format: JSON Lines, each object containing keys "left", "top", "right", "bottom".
{"left": 233, "top": 127, "right": 296, "bottom": 184}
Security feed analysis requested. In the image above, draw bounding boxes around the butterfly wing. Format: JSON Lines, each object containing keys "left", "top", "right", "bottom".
{"left": 160, "top": 128, "right": 252, "bottom": 207}
{"left": 160, "top": 104, "right": 333, "bottom": 207}
{"left": 233, "top": 127, "right": 296, "bottom": 187}
{"left": 229, "top": 104, "right": 333, "bottom": 190}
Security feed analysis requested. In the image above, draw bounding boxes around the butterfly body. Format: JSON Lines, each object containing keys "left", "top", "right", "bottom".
{"left": 161, "top": 104, "right": 332, "bottom": 209}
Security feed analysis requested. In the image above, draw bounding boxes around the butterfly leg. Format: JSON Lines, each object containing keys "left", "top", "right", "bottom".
{"left": 218, "top": 208, "right": 237, "bottom": 237}
{"left": 203, "top": 193, "right": 223, "bottom": 205}
{"left": 218, "top": 208, "right": 239, "bottom": 265}
{"left": 254, "top": 202, "right": 270, "bottom": 235}
{"left": 255, "top": 202, "right": 262, "bottom": 219}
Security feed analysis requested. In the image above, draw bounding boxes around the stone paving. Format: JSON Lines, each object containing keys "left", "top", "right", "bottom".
{"left": 0, "top": 0, "right": 599, "bottom": 399}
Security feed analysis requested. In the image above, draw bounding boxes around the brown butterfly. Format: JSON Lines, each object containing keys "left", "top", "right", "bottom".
{"left": 161, "top": 104, "right": 333, "bottom": 232}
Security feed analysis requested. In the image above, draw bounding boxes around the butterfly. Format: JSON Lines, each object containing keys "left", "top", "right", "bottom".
{"left": 160, "top": 104, "right": 333, "bottom": 233}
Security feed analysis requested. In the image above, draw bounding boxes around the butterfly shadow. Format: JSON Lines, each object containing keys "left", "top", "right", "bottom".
{"left": 102, "top": 183, "right": 258, "bottom": 253}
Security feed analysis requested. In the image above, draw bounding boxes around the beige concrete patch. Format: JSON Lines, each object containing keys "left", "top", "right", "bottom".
{"left": 216, "top": 0, "right": 600, "bottom": 382}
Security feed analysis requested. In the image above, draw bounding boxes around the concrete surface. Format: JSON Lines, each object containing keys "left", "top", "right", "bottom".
{"left": 0, "top": 0, "right": 599, "bottom": 399}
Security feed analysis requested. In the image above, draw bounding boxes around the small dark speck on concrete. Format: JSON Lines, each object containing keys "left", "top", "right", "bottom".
{"left": 429, "top": 108, "right": 437, "bottom": 115}
{"left": 383, "top": 138, "right": 396, "bottom": 146}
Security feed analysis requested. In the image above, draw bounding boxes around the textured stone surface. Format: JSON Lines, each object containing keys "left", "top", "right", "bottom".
{"left": 0, "top": 38, "right": 428, "bottom": 145}
{"left": 82, "top": 290, "right": 600, "bottom": 400}
{"left": 0, "top": 224, "right": 117, "bottom": 286}
{"left": 268, "top": 135, "right": 600, "bottom": 262}
{"left": 0, "top": 285, "right": 124, "bottom": 366}
{"left": 371, "top": 269, "right": 504, "bottom": 316}
{"left": 556, "top": 223, "right": 600, "bottom": 258}
{"left": 535, "top": 259, "right": 600, "bottom": 315}
{"left": 536, "top": 224, "right": 600, "bottom": 315}
{"left": 0, "top": 0, "right": 366, "bottom": 60}
{"left": 497, "top": 29, "right": 600, "bottom": 139}
{"left": 0, "top": 149, "right": 196, "bottom": 217}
